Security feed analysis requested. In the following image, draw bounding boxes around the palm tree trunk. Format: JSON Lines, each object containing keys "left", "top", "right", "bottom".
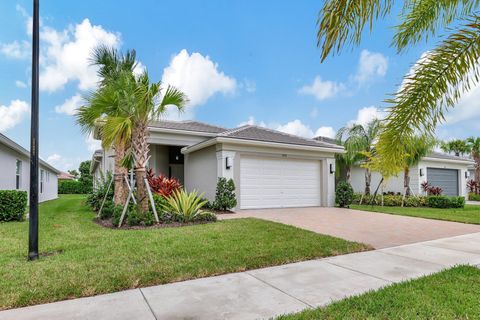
{"left": 346, "top": 166, "right": 351, "bottom": 184}
{"left": 404, "top": 167, "right": 411, "bottom": 196}
{"left": 132, "top": 121, "right": 149, "bottom": 212}
{"left": 113, "top": 142, "right": 128, "bottom": 206}
{"left": 364, "top": 168, "right": 371, "bottom": 195}
{"left": 474, "top": 154, "right": 480, "bottom": 184}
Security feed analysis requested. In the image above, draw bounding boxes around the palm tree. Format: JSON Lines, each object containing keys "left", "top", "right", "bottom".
{"left": 403, "top": 136, "right": 435, "bottom": 196}
{"left": 467, "top": 137, "right": 480, "bottom": 182}
{"left": 77, "top": 46, "right": 137, "bottom": 206}
{"left": 317, "top": 1, "right": 480, "bottom": 173}
{"left": 441, "top": 139, "right": 471, "bottom": 157}
{"left": 336, "top": 119, "right": 381, "bottom": 194}
{"left": 127, "top": 72, "right": 188, "bottom": 212}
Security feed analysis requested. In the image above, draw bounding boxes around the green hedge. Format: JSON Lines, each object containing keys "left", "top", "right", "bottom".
{"left": 0, "top": 190, "right": 27, "bottom": 222}
{"left": 469, "top": 193, "right": 480, "bottom": 201}
{"left": 427, "top": 196, "right": 465, "bottom": 208}
{"left": 58, "top": 180, "right": 90, "bottom": 194}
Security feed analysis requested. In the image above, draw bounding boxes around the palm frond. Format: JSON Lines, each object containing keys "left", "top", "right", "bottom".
{"left": 377, "top": 15, "right": 480, "bottom": 172}
{"left": 317, "top": 0, "right": 393, "bottom": 62}
{"left": 393, "top": 0, "right": 479, "bottom": 52}
{"left": 156, "top": 85, "right": 189, "bottom": 117}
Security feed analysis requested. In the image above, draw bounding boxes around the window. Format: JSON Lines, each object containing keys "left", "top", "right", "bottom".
{"left": 40, "top": 169, "right": 44, "bottom": 193}
{"left": 15, "top": 160, "right": 22, "bottom": 190}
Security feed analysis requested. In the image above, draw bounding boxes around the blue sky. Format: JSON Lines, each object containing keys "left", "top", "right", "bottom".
{"left": 0, "top": 1, "right": 478, "bottom": 171}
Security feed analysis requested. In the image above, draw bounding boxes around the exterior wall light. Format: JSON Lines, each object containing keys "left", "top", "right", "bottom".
{"left": 329, "top": 163, "right": 335, "bottom": 174}
{"left": 226, "top": 157, "right": 233, "bottom": 169}
{"left": 419, "top": 168, "right": 424, "bottom": 177}
{"left": 465, "top": 171, "right": 469, "bottom": 179}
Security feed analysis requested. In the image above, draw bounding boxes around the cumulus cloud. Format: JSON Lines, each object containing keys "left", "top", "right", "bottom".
{"left": 44, "top": 153, "right": 81, "bottom": 171}
{"left": 0, "top": 40, "right": 30, "bottom": 59}
{"left": 85, "top": 133, "right": 101, "bottom": 153}
{"left": 347, "top": 106, "right": 386, "bottom": 127}
{"left": 298, "top": 76, "right": 345, "bottom": 101}
{"left": 0, "top": 100, "right": 30, "bottom": 132}
{"left": 15, "top": 80, "right": 27, "bottom": 88}
{"left": 39, "top": 19, "right": 121, "bottom": 92}
{"left": 353, "top": 49, "right": 388, "bottom": 85}
{"left": 46, "top": 153, "right": 61, "bottom": 163}
{"left": 161, "top": 49, "right": 236, "bottom": 120}
{"left": 314, "top": 126, "right": 336, "bottom": 138}
{"left": 276, "top": 120, "right": 315, "bottom": 138}
{"left": 55, "top": 94, "right": 83, "bottom": 115}
{"left": 238, "top": 116, "right": 266, "bottom": 127}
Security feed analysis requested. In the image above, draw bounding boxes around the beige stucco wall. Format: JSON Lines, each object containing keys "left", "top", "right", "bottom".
{"left": 184, "top": 145, "right": 218, "bottom": 201}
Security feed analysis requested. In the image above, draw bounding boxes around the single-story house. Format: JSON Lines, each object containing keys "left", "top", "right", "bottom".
{"left": 350, "top": 151, "right": 475, "bottom": 197}
{"left": 0, "top": 133, "right": 60, "bottom": 202}
{"left": 91, "top": 120, "right": 344, "bottom": 209}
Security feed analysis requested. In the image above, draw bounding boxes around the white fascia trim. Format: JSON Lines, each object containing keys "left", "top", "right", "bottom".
{"left": 148, "top": 126, "right": 219, "bottom": 137}
{"left": 422, "top": 157, "right": 475, "bottom": 166}
{"left": 182, "top": 137, "right": 345, "bottom": 154}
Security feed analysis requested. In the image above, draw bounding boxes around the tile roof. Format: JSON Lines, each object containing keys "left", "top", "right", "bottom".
{"left": 219, "top": 125, "right": 344, "bottom": 149}
{"left": 149, "top": 120, "right": 227, "bottom": 134}
{"left": 314, "top": 136, "right": 342, "bottom": 147}
{"left": 425, "top": 151, "right": 474, "bottom": 163}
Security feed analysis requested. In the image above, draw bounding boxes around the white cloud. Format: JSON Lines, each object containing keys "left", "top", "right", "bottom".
{"left": 161, "top": 49, "right": 236, "bottom": 120}
{"left": 85, "top": 133, "right": 101, "bottom": 153}
{"left": 55, "top": 94, "right": 83, "bottom": 115}
{"left": 43, "top": 153, "right": 80, "bottom": 171}
{"left": 353, "top": 49, "right": 388, "bottom": 85}
{"left": 15, "top": 80, "right": 27, "bottom": 88}
{"left": 238, "top": 116, "right": 266, "bottom": 127}
{"left": 39, "top": 19, "right": 121, "bottom": 92}
{"left": 0, "top": 100, "right": 30, "bottom": 132}
{"left": 444, "top": 76, "right": 480, "bottom": 125}
{"left": 276, "top": 119, "right": 315, "bottom": 138}
{"left": 46, "top": 153, "right": 61, "bottom": 163}
{"left": 348, "top": 106, "right": 385, "bottom": 127}
{"left": 298, "top": 76, "right": 344, "bottom": 101}
{"left": 314, "top": 126, "right": 336, "bottom": 138}
{"left": 0, "top": 40, "right": 30, "bottom": 59}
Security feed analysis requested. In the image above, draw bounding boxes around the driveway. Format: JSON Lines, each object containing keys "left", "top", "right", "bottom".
{"left": 220, "top": 207, "right": 480, "bottom": 249}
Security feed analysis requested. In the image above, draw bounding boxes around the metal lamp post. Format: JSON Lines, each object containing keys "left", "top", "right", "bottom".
{"left": 28, "top": 0, "right": 40, "bottom": 261}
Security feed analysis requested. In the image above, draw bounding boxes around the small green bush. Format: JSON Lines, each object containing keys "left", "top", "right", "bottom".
{"left": 126, "top": 208, "right": 141, "bottom": 226}
{"left": 427, "top": 196, "right": 465, "bottom": 209}
{"left": 469, "top": 193, "right": 480, "bottom": 201}
{"left": 196, "top": 211, "right": 218, "bottom": 222}
{"left": 213, "top": 178, "right": 237, "bottom": 211}
{"left": 99, "top": 200, "right": 114, "bottom": 219}
{"left": 112, "top": 205, "right": 123, "bottom": 226}
{"left": 58, "top": 180, "right": 89, "bottom": 194}
{"left": 404, "top": 196, "right": 427, "bottom": 207}
{"left": 383, "top": 195, "right": 402, "bottom": 207}
{"left": 336, "top": 181, "right": 354, "bottom": 208}
{"left": 0, "top": 190, "right": 27, "bottom": 222}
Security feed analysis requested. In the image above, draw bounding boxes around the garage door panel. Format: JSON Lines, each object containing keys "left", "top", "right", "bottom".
{"left": 240, "top": 156, "right": 321, "bottom": 209}
{"left": 427, "top": 168, "right": 459, "bottom": 196}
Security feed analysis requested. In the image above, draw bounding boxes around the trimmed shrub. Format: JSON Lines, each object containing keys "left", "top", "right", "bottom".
{"left": 427, "top": 196, "right": 465, "bottom": 209}
{"left": 196, "top": 211, "right": 218, "bottom": 222}
{"left": 99, "top": 200, "right": 114, "bottom": 219}
{"left": 353, "top": 193, "right": 428, "bottom": 207}
{"left": 336, "top": 181, "right": 354, "bottom": 208}
{"left": 383, "top": 195, "right": 403, "bottom": 207}
{"left": 112, "top": 205, "right": 123, "bottom": 226}
{"left": 469, "top": 193, "right": 480, "bottom": 201}
{"left": 405, "top": 196, "right": 427, "bottom": 207}
{"left": 58, "top": 180, "right": 89, "bottom": 194}
{"left": 213, "top": 178, "right": 237, "bottom": 211}
{"left": 0, "top": 190, "right": 27, "bottom": 222}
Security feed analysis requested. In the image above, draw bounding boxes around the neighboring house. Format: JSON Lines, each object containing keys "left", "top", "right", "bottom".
{"left": 0, "top": 133, "right": 60, "bottom": 202}
{"left": 350, "top": 152, "right": 475, "bottom": 197}
{"left": 58, "top": 172, "right": 75, "bottom": 181}
{"left": 91, "top": 120, "right": 343, "bottom": 209}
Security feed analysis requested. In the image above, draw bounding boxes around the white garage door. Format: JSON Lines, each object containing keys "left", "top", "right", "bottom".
{"left": 240, "top": 156, "right": 321, "bottom": 209}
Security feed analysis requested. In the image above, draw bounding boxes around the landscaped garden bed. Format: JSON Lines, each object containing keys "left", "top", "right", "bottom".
{"left": 0, "top": 195, "right": 369, "bottom": 310}
{"left": 278, "top": 265, "right": 480, "bottom": 319}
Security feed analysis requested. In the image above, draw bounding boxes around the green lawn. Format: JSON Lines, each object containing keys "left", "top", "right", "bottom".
{"left": 0, "top": 195, "right": 368, "bottom": 310}
{"left": 279, "top": 265, "right": 480, "bottom": 319}
{"left": 352, "top": 204, "right": 480, "bottom": 224}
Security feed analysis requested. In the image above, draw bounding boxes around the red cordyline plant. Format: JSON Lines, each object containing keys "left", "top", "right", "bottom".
{"left": 421, "top": 181, "right": 443, "bottom": 196}
{"left": 467, "top": 179, "right": 479, "bottom": 194}
{"left": 146, "top": 168, "right": 181, "bottom": 198}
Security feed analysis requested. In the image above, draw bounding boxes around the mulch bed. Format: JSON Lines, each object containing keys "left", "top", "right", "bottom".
{"left": 93, "top": 217, "right": 216, "bottom": 230}
{"left": 210, "top": 210, "right": 235, "bottom": 215}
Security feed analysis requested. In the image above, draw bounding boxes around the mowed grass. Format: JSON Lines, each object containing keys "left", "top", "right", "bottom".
{"left": 352, "top": 204, "right": 480, "bottom": 224}
{"left": 0, "top": 195, "right": 368, "bottom": 310}
{"left": 279, "top": 265, "right": 480, "bottom": 319}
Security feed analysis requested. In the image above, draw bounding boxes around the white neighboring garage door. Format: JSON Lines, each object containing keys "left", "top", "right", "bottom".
{"left": 240, "top": 156, "right": 321, "bottom": 209}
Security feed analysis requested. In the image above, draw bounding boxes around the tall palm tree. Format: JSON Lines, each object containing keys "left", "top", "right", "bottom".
{"left": 403, "top": 136, "right": 435, "bottom": 196}
{"left": 77, "top": 46, "right": 137, "bottom": 206}
{"left": 467, "top": 137, "right": 480, "bottom": 182}
{"left": 336, "top": 119, "right": 381, "bottom": 194}
{"left": 441, "top": 139, "right": 471, "bottom": 157}
{"left": 317, "top": 1, "right": 480, "bottom": 173}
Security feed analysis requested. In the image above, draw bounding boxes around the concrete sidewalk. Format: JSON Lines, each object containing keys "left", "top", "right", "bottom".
{"left": 2, "top": 232, "right": 480, "bottom": 320}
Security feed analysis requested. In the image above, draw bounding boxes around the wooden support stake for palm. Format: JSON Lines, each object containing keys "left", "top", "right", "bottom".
{"left": 118, "top": 175, "right": 136, "bottom": 227}
{"left": 97, "top": 176, "right": 114, "bottom": 218}
{"left": 145, "top": 178, "right": 159, "bottom": 223}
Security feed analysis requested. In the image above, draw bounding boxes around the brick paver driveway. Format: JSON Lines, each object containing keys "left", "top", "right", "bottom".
{"left": 220, "top": 207, "right": 480, "bottom": 248}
